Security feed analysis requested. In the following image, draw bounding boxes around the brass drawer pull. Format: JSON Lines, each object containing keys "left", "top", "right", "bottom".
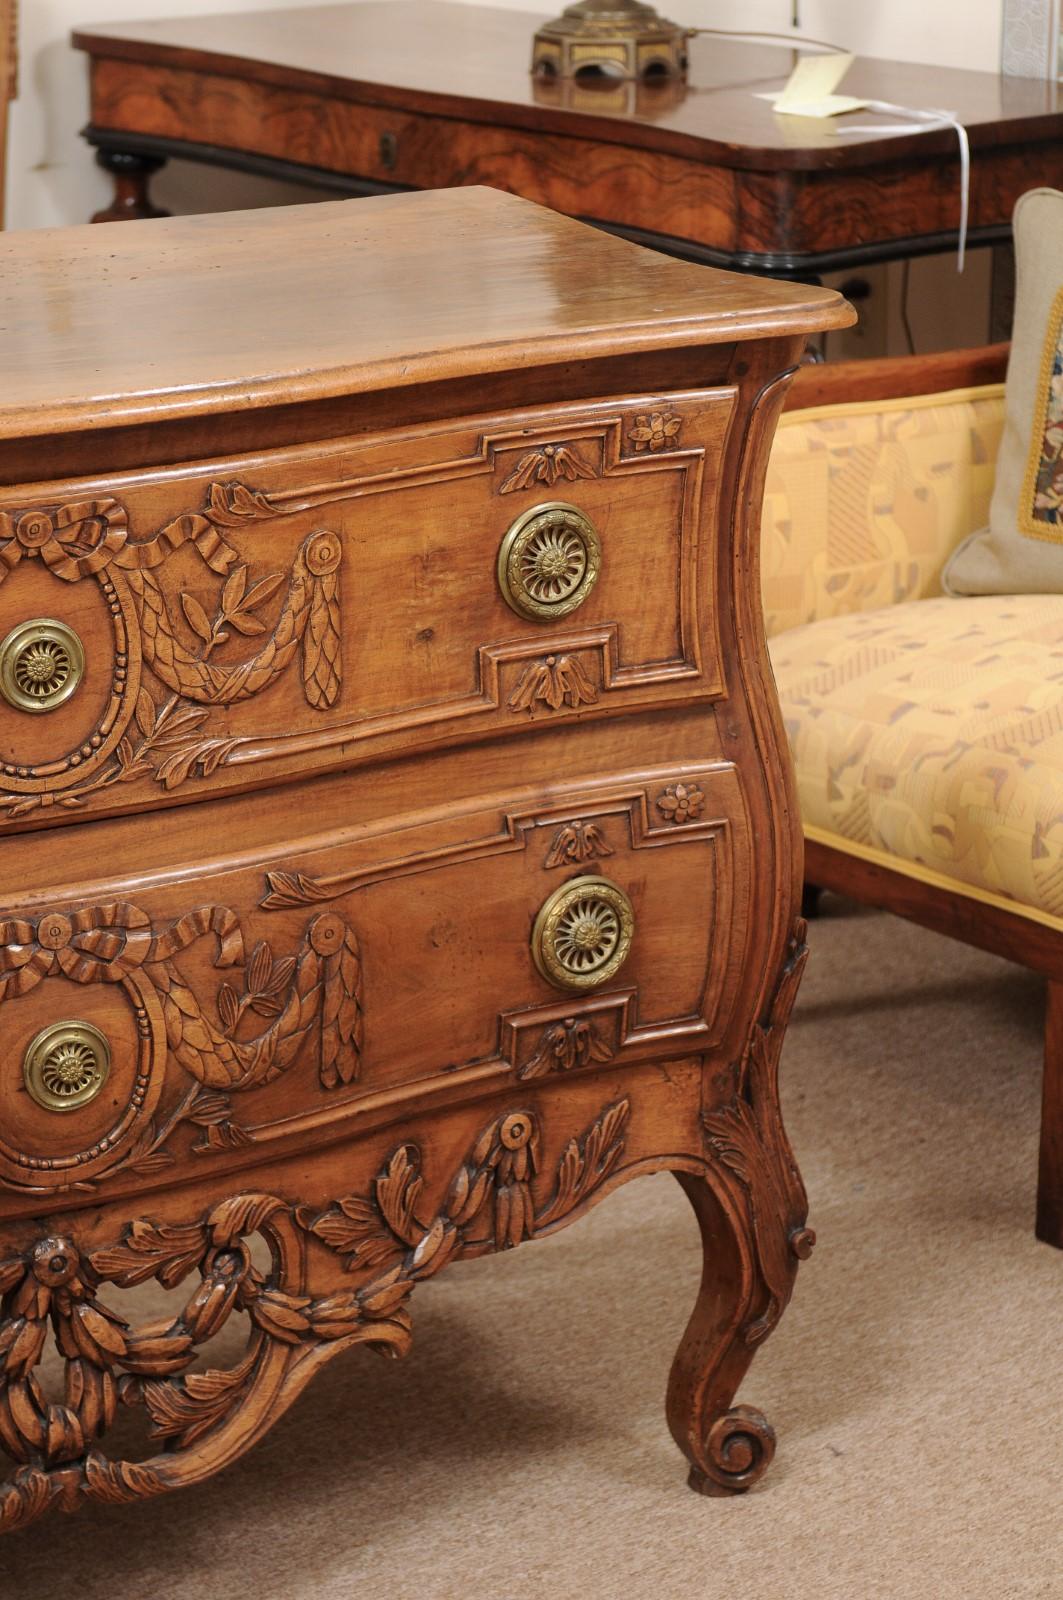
{"left": 0, "top": 618, "right": 85, "bottom": 713}
{"left": 498, "top": 501, "right": 601, "bottom": 621}
{"left": 23, "top": 1021, "right": 111, "bottom": 1112}
{"left": 531, "top": 874, "right": 634, "bottom": 991}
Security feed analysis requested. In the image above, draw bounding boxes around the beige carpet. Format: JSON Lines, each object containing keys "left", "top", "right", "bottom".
{"left": 5, "top": 897, "right": 1061, "bottom": 1599}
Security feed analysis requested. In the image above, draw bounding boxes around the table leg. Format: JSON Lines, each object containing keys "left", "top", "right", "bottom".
{"left": 91, "top": 149, "right": 170, "bottom": 223}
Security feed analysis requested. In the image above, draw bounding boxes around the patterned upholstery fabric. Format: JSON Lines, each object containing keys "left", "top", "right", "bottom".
{"left": 769, "top": 594, "right": 1063, "bottom": 928}
{"left": 762, "top": 387, "right": 1004, "bottom": 639}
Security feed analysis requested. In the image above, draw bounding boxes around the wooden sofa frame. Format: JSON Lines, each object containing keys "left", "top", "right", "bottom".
{"left": 785, "top": 341, "right": 1063, "bottom": 1248}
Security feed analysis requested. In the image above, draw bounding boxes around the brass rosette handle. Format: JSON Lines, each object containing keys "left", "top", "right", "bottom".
{"left": 23, "top": 1020, "right": 112, "bottom": 1113}
{"left": 531, "top": 874, "right": 635, "bottom": 991}
{"left": 498, "top": 501, "right": 601, "bottom": 621}
{"left": 0, "top": 618, "right": 85, "bottom": 713}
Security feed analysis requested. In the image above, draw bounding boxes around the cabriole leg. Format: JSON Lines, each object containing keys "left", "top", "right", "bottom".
{"left": 668, "top": 919, "right": 815, "bottom": 1494}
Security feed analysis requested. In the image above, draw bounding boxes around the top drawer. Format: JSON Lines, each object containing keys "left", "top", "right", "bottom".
{"left": 0, "top": 389, "right": 734, "bottom": 831}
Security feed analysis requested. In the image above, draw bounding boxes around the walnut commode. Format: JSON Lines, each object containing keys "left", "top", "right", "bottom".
{"left": 0, "top": 189, "right": 851, "bottom": 1531}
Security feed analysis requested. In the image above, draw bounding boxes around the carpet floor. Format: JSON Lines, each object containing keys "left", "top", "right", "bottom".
{"left": 4, "top": 896, "right": 1060, "bottom": 1599}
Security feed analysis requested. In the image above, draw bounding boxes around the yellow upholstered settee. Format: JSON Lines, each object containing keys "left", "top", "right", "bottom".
{"left": 763, "top": 343, "right": 1063, "bottom": 1246}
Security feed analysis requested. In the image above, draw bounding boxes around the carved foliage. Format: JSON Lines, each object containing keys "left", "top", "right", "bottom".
{"left": 518, "top": 1016, "right": 614, "bottom": 1080}
{"left": 498, "top": 444, "right": 596, "bottom": 494}
{"left": 544, "top": 819, "right": 613, "bottom": 869}
{"left": 0, "top": 485, "right": 343, "bottom": 816}
{"left": 508, "top": 653, "right": 598, "bottom": 717}
{"left": 0, "top": 1098, "right": 630, "bottom": 1533}
{"left": 0, "top": 903, "right": 364, "bottom": 1189}
{"left": 703, "top": 920, "right": 812, "bottom": 1345}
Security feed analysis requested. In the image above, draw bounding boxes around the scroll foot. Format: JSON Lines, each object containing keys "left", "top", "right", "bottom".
{"left": 686, "top": 1405, "right": 777, "bottom": 1496}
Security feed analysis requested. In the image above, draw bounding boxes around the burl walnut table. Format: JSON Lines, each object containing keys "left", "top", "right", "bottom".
{"left": 0, "top": 188, "right": 850, "bottom": 1532}
{"left": 73, "top": 0, "right": 1063, "bottom": 276}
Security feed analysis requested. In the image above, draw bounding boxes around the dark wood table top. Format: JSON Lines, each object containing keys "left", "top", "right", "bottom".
{"left": 73, "top": 1, "right": 1063, "bottom": 272}
{"left": 75, "top": 1, "right": 1063, "bottom": 168}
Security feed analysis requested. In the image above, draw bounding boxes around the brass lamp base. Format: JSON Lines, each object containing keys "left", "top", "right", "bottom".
{"left": 532, "top": 0, "right": 690, "bottom": 81}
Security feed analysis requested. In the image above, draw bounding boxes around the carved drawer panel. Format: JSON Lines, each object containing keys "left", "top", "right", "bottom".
{"left": 0, "top": 390, "right": 734, "bottom": 832}
{"left": 0, "top": 760, "right": 749, "bottom": 1215}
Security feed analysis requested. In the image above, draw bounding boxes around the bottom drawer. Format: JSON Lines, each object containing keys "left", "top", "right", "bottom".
{"left": 0, "top": 760, "right": 751, "bottom": 1212}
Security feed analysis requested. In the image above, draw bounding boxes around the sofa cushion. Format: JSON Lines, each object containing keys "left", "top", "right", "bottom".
{"left": 763, "top": 385, "right": 1003, "bottom": 639}
{"left": 770, "top": 594, "right": 1063, "bottom": 927}
{"left": 945, "top": 187, "right": 1063, "bottom": 595}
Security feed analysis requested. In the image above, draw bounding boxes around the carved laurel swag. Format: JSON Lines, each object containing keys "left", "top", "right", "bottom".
{"left": 702, "top": 920, "right": 812, "bottom": 1346}
{"left": 0, "top": 486, "right": 343, "bottom": 817}
{"left": 0, "top": 902, "right": 363, "bottom": 1189}
{"left": 0, "top": 1097, "right": 629, "bottom": 1533}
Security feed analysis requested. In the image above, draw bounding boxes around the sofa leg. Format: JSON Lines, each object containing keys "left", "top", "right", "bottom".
{"left": 1036, "top": 979, "right": 1063, "bottom": 1247}
{"left": 801, "top": 883, "right": 823, "bottom": 919}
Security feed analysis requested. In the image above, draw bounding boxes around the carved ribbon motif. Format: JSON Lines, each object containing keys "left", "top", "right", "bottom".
{"left": 0, "top": 485, "right": 342, "bottom": 816}
{"left": 0, "top": 1098, "right": 630, "bottom": 1533}
{"left": 0, "top": 902, "right": 363, "bottom": 1189}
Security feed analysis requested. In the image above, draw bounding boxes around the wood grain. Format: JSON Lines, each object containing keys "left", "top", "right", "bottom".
{"left": 72, "top": 1, "right": 1063, "bottom": 268}
{"left": 0, "top": 189, "right": 850, "bottom": 1529}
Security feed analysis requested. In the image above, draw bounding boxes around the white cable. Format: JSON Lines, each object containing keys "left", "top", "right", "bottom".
{"left": 834, "top": 100, "right": 971, "bottom": 272}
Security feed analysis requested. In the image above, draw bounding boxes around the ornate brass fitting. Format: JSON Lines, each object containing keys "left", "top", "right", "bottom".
{"left": 498, "top": 501, "right": 601, "bottom": 622}
{"left": 0, "top": 618, "right": 85, "bottom": 713}
{"left": 532, "top": 0, "right": 691, "bottom": 82}
{"left": 23, "top": 1020, "right": 111, "bottom": 1112}
{"left": 531, "top": 874, "right": 635, "bottom": 991}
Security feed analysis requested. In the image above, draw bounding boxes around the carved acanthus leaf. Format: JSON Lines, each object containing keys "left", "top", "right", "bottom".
{"left": 0, "top": 1097, "right": 631, "bottom": 1534}
{"left": 518, "top": 1016, "right": 614, "bottom": 1080}
{"left": 508, "top": 653, "right": 598, "bottom": 716}
{"left": 544, "top": 820, "right": 614, "bottom": 869}
{"left": 703, "top": 918, "right": 812, "bottom": 1345}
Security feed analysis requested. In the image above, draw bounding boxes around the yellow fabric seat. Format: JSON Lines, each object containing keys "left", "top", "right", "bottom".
{"left": 770, "top": 594, "right": 1063, "bottom": 931}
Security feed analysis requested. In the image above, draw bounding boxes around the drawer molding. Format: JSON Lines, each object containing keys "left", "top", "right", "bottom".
{"left": 0, "top": 902, "right": 364, "bottom": 1192}
{"left": 2, "top": 397, "right": 724, "bottom": 829}
{"left": 0, "top": 1093, "right": 631, "bottom": 1533}
{"left": 259, "top": 772, "right": 730, "bottom": 909}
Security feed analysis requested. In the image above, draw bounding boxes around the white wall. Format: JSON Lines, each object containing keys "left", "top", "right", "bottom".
{"left": 8, "top": 0, "right": 1006, "bottom": 232}
{"left": 8, "top": 0, "right": 316, "bottom": 231}
{"left": 457, "top": 0, "right": 1005, "bottom": 72}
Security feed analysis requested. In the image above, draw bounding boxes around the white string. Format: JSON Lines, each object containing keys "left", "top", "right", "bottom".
{"left": 833, "top": 100, "right": 971, "bottom": 272}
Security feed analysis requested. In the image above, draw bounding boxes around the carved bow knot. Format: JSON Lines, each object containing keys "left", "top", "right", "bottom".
{"left": 0, "top": 903, "right": 243, "bottom": 1004}
{"left": 0, "top": 501, "right": 130, "bottom": 586}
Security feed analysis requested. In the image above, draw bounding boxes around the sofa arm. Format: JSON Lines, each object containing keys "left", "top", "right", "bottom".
{"left": 761, "top": 345, "right": 1007, "bottom": 640}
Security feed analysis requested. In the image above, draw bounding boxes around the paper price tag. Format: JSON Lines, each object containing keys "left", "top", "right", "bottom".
{"left": 772, "top": 51, "right": 864, "bottom": 118}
